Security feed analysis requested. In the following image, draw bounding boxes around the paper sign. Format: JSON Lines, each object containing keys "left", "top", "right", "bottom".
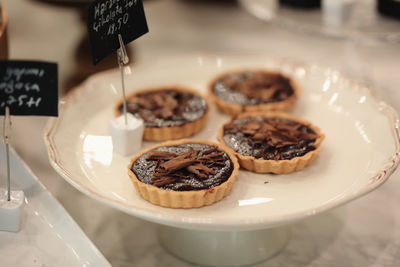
{"left": 88, "top": 0, "right": 149, "bottom": 65}
{"left": 0, "top": 60, "right": 58, "bottom": 116}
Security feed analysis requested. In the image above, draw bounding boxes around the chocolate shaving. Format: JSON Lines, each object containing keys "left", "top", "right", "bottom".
{"left": 202, "top": 146, "right": 218, "bottom": 155}
{"left": 261, "top": 123, "right": 277, "bottom": 132}
{"left": 224, "top": 123, "right": 241, "bottom": 134}
{"left": 242, "top": 128, "right": 257, "bottom": 135}
{"left": 147, "top": 151, "right": 178, "bottom": 160}
{"left": 245, "top": 121, "right": 261, "bottom": 131}
{"left": 187, "top": 164, "right": 215, "bottom": 179}
{"left": 199, "top": 152, "right": 224, "bottom": 161}
{"left": 223, "top": 72, "right": 293, "bottom": 102}
{"left": 253, "top": 132, "right": 269, "bottom": 140}
{"left": 154, "top": 107, "right": 174, "bottom": 119}
{"left": 258, "top": 89, "right": 276, "bottom": 101}
{"left": 136, "top": 97, "right": 154, "bottom": 110}
{"left": 160, "top": 157, "right": 198, "bottom": 173}
{"left": 151, "top": 176, "right": 176, "bottom": 187}
{"left": 224, "top": 117, "right": 318, "bottom": 160}
{"left": 175, "top": 95, "right": 190, "bottom": 116}
{"left": 139, "top": 109, "right": 154, "bottom": 122}
{"left": 273, "top": 150, "right": 280, "bottom": 160}
{"left": 153, "top": 94, "right": 165, "bottom": 107}
{"left": 125, "top": 90, "right": 194, "bottom": 122}
{"left": 148, "top": 146, "right": 227, "bottom": 187}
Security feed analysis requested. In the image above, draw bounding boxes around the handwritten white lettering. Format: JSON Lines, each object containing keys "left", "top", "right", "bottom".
{"left": 91, "top": 0, "right": 136, "bottom": 36}
{"left": 0, "top": 80, "right": 41, "bottom": 94}
{"left": 26, "top": 83, "right": 40, "bottom": 92}
{"left": 7, "top": 95, "right": 17, "bottom": 106}
{"left": 15, "top": 82, "right": 23, "bottom": 90}
{"left": 18, "top": 95, "right": 27, "bottom": 106}
{"left": 94, "top": 0, "right": 122, "bottom": 19}
{"left": 3, "top": 67, "right": 46, "bottom": 81}
{"left": 0, "top": 61, "right": 57, "bottom": 115}
{"left": 1, "top": 95, "right": 43, "bottom": 108}
{"left": 26, "top": 97, "right": 42, "bottom": 108}
{"left": 0, "top": 81, "right": 13, "bottom": 93}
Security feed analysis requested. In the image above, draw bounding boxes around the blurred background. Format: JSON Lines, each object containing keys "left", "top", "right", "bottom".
{"left": 1, "top": 0, "right": 400, "bottom": 266}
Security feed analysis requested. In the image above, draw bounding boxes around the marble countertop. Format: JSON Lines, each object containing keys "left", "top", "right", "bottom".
{"left": 2, "top": 0, "right": 400, "bottom": 266}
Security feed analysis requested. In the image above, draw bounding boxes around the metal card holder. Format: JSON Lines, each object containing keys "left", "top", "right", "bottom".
{"left": 2, "top": 106, "right": 11, "bottom": 201}
{"left": 117, "top": 34, "right": 129, "bottom": 125}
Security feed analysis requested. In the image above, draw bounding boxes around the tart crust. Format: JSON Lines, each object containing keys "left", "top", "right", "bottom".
{"left": 208, "top": 70, "right": 299, "bottom": 116}
{"left": 127, "top": 139, "right": 239, "bottom": 208}
{"left": 115, "top": 86, "right": 210, "bottom": 141}
{"left": 217, "top": 112, "right": 324, "bottom": 174}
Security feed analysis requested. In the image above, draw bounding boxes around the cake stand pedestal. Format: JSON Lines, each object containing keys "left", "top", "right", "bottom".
{"left": 158, "top": 225, "right": 289, "bottom": 266}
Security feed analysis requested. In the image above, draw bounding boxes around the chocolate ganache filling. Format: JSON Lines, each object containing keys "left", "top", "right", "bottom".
{"left": 119, "top": 90, "right": 208, "bottom": 127}
{"left": 212, "top": 72, "right": 295, "bottom": 105}
{"left": 132, "top": 144, "right": 234, "bottom": 191}
{"left": 223, "top": 117, "right": 318, "bottom": 160}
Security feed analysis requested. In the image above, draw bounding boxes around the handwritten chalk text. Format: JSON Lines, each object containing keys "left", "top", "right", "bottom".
{"left": 0, "top": 60, "right": 58, "bottom": 116}
{"left": 0, "top": 67, "right": 46, "bottom": 109}
{"left": 4, "top": 67, "right": 45, "bottom": 81}
{"left": 92, "top": 0, "right": 136, "bottom": 36}
{"left": 0, "top": 95, "right": 42, "bottom": 109}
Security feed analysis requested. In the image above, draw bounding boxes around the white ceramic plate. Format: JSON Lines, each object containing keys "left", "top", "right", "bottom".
{"left": 45, "top": 55, "right": 400, "bottom": 231}
{"left": 0, "top": 143, "right": 111, "bottom": 267}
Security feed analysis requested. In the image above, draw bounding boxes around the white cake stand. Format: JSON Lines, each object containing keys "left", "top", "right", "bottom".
{"left": 44, "top": 55, "right": 400, "bottom": 266}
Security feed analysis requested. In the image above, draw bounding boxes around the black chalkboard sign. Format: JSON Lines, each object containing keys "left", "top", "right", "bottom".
{"left": 0, "top": 60, "right": 58, "bottom": 116}
{"left": 88, "top": 0, "right": 149, "bottom": 65}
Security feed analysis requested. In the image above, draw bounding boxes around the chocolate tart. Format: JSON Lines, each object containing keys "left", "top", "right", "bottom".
{"left": 217, "top": 112, "right": 324, "bottom": 174}
{"left": 208, "top": 70, "right": 299, "bottom": 115}
{"left": 128, "top": 139, "right": 239, "bottom": 208}
{"left": 115, "top": 86, "right": 209, "bottom": 141}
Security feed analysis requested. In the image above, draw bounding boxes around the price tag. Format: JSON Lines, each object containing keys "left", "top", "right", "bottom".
{"left": 0, "top": 60, "right": 58, "bottom": 116}
{"left": 88, "top": 0, "right": 149, "bottom": 65}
